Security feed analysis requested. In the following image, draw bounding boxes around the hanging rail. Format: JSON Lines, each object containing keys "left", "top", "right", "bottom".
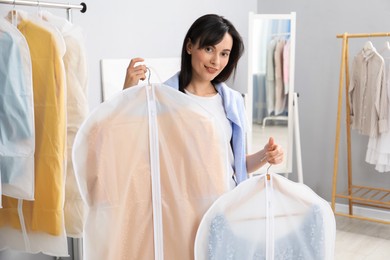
{"left": 0, "top": 0, "right": 87, "bottom": 13}
{"left": 336, "top": 32, "right": 390, "bottom": 38}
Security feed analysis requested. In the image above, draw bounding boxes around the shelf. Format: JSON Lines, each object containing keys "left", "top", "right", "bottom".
{"left": 336, "top": 185, "right": 390, "bottom": 209}
{"left": 334, "top": 185, "right": 390, "bottom": 224}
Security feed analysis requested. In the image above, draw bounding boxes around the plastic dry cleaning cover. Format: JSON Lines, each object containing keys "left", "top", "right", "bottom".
{"left": 72, "top": 83, "right": 230, "bottom": 260}
{"left": 195, "top": 173, "right": 336, "bottom": 260}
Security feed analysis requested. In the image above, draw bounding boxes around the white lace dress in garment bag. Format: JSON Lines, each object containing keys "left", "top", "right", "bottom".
{"left": 194, "top": 173, "right": 336, "bottom": 260}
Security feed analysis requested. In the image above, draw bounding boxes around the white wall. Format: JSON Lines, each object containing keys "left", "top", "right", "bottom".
{"left": 1, "top": 0, "right": 257, "bottom": 107}
{"left": 73, "top": 0, "right": 256, "bottom": 108}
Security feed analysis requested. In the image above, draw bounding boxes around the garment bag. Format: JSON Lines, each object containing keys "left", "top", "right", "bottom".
{"left": 41, "top": 10, "right": 89, "bottom": 238}
{"left": 0, "top": 11, "right": 67, "bottom": 256}
{"left": 0, "top": 16, "right": 35, "bottom": 202}
{"left": 195, "top": 173, "right": 336, "bottom": 260}
{"left": 73, "top": 83, "right": 230, "bottom": 260}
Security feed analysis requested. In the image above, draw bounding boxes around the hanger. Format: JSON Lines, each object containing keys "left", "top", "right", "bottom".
{"left": 8, "top": 3, "right": 24, "bottom": 26}
{"left": 229, "top": 170, "right": 319, "bottom": 221}
{"left": 11, "top": 0, "right": 16, "bottom": 26}
{"left": 266, "top": 164, "right": 272, "bottom": 180}
{"left": 363, "top": 40, "right": 374, "bottom": 51}
{"left": 380, "top": 41, "right": 390, "bottom": 53}
{"left": 37, "top": 1, "right": 43, "bottom": 18}
{"left": 146, "top": 67, "right": 151, "bottom": 85}
{"left": 386, "top": 41, "right": 390, "bottom": 50}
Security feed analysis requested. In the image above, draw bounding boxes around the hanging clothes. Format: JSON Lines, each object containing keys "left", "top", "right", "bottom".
{"left": 0, "top": 16, "right": 34, "bottom": 202}
{"left": 283, "top": 38, "right": 291, "bottom": 95}
{"left": 274, "top": 38, "right": 287, "bottom": 115}
{"left": 0, "top": 11, "right": 68, "bottom": 256}
{"left": 349, "top": 45, "right": 389, "bottom": 137}
{"left": 265, "top": 38, "right": 277, "bottom": 116}
{"left": 195, "top": 173, "right": 336, "bottom": 260}
{"left": 366, "top": 43, "right": 390, "bottom": 172}
{"left": 41, "top": 10, "right": 89, "bottom": 238}
{"left": 73, "top": 84, "right": 230, "bottom": 260}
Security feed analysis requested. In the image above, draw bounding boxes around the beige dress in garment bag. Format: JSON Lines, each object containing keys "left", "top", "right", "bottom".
{"left": 72, "top": 84, "right": 230, "bottom": 260}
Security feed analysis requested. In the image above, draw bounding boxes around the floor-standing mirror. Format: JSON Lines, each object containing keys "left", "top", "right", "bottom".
{"left": 247, "top": 12, "right": 297, "bottom": 176}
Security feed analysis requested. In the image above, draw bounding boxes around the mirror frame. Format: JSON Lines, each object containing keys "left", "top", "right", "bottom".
{"left": 246, "top": 12, "right": 296, "bottom": 174}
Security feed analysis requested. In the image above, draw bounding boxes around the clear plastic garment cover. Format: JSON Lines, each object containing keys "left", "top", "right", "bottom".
{"left": 0, "top": 11, "right": 68, "bottom": 256}
{"left": 195, "top": 173, "right": 336, "bottom": 260}
{"left": 0, "top": 16, "right": 34, "bottom": 201}
{"left": 72, "top": 83, "right": 230, "bottom": 260}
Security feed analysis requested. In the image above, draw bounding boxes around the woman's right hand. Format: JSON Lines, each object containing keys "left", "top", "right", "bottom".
{"left": 123, "top": 57, "right": 147, "bottom": 89}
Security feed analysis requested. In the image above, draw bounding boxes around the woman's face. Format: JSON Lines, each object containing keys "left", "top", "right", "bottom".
{"left": 186, "top": 32, "right": 233, "bottom": 83}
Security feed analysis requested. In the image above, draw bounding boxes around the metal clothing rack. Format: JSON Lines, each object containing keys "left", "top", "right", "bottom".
{"left": 0, "top": 0, "right": 86, "bottom": 22}
{"left": 332, "top": 32, "right": 390, "bottom": 225}
{"left": 0, "top": 1, "right": 87, "bottom": 259}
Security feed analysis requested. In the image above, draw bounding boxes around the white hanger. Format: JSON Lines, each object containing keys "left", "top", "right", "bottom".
{"left": 385, "top": 41, "right": 390, "bottom": 50}
{"left": 380, "top": 41, "right": 390, "bottom": 54}
{"left": 11, "top": 1, "right": 16, "bottom": 26}
{"left": 363, "top": 40, "right": 374, "bottom": 51}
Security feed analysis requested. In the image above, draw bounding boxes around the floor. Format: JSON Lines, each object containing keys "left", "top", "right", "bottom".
{"left": 334, "top": 216, "right": 390, "bottom": 259}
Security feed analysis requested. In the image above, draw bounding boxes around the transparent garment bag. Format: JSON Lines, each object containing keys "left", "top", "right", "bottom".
{"left": 0, "top": 12, "right": 68, "bottom": 256}
{"left": 41, "top": 10, "right": 89, "bottom": 238}
{"left": 72, "top": 84, "right": 230, "bottom": 260}
{"left": 195, "top": 173, "right": 336, "bottom": 260}
{"left": 0, "top": 17, "right": 34, "bottom": 201}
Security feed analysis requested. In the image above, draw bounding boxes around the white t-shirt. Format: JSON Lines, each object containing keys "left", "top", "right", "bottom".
{"left": 185, "top": 90, "right": 236, "bottom": 189}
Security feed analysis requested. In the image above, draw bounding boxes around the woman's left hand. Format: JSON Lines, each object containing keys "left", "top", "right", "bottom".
{"left": 263, "top": 137, "right": 284, "bottom": 164}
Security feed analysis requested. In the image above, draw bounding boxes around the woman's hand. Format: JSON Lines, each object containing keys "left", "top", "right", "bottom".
{"left": 263, "top": 137, "right": 284, "bottom": 165}
{"left": 246, "top": 137, "right": 284, "bottom": 173}
{"left": 123, "top": 57, "right": 147, "bottom": 89}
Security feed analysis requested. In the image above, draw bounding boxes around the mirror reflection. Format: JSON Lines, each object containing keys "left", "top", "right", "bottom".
{"left": 247, "top": 13, "right": 296, "bottom": 174}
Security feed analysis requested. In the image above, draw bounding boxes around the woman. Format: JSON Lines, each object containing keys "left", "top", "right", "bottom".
{"left": 123, "top": 14, "right": 283, "bottom": 186}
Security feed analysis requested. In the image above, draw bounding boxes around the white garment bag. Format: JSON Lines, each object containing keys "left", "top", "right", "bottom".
{"left": 0, "top": 16, "right": 34, "bottom": 202}
{"left": 73, "top": 83, "right": 230, "bottom": 260}
{"left": 195, "top": 173, "right": 336, "bottom": 260}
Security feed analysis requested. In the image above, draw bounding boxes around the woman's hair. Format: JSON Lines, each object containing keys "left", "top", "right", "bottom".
{"left": 178, "top": 14, "right": 244, "bottom": 92}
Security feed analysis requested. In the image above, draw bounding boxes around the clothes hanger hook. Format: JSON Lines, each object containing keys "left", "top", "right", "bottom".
{"left": 146, "top": 67, "right": 151, "bottom": 85}
{"left": 37, "top": 1, "right": 41, "bottom": 14}
{"left": 266, "top": 164, "right": 272, "bottom": 180}
{"left": 11, "top": 0, "right": 17, "bottom": 26}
